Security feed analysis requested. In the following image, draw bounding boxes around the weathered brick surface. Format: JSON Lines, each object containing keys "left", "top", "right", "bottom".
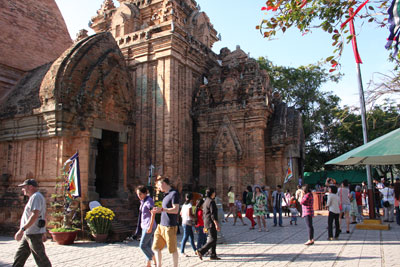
{"left": 0, "top": 0, "right": 304, "bottom": 229}
{"left": 0, "top": 0, "right": 72, "bottom": 72}
{"left": 0, "top": 32, "right": 134, "bottom": 229}
{"left": 193, "top": 47, "right": 304, "bottom": 202}
{"left": 0, "top": 0, "right": 72, "bottom": 106}
{"left": 91, "top": 0, "right": 219, "bottom": 189}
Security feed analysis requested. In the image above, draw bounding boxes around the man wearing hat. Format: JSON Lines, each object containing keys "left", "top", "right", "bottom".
{"left": 13, "top": 179, "right": 51, "bottom": 267}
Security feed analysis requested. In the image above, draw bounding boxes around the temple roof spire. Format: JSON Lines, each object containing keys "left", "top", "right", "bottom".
{"left": 97, "top": 0, "right": 116, "bottom": 15}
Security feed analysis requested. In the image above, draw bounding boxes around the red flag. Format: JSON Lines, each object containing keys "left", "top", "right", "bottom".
{"left": 340, "top": 0, "right": 370, "bottom": 29}
{"left": 349, "top": 8, "right": 363, "bottom": 64}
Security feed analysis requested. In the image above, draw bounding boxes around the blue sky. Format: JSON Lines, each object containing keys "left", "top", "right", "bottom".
{"left": 55, "top": 0, "right": 397, "bottom": 108}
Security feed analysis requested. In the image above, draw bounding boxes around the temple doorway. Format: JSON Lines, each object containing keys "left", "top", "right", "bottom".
{"left": 95, "top": 130, "right": 119, "bottom": 198}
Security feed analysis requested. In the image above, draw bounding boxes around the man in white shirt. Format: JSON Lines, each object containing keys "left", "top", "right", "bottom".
{"left": 13, "top": 179, "right": 51, "bottom": 267}
{"left": 272, "top": 185, "right": 286, "bottom": 227}
{"left": 379, "top": 183, "right": 395, "bottom": 222}
{"left": 326, "top": 186, "right": 340, "bottom": 240}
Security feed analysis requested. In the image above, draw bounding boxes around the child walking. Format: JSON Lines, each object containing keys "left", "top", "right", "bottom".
{"left": 233, "top": 195, "right": 247, "bottom": 226}
{"left": 289, "top": 196, "right": 298, "bottom": 225}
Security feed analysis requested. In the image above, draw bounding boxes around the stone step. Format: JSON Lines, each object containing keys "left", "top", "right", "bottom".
{"left": 105, "top": 206, "right": 127, "bottom": 214}
{"left": 355, "top": 218, "right": 390, "bottom": 230}
{"left": 109, "top": 221, "right": 134, "bottom": 242}
{"left": 362, "top": 219, "right": 382, "bottom": 225}
{"left": 99, "top": 198, "right": 138, "bottom": 231}
{"left": 100, "top": 198, "right": 129, "bottom": 207}
{"left": 116, "top": 213, "right": 136, "bottom": 222}
{"left": 355, "top": 223, "right": 390, "bottom": 230}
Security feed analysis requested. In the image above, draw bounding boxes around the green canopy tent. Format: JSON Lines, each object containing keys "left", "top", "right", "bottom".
{"left": 326, "top": 128, "right": 400, "bottom": 166}
{"left": 304, "top": 170, "right": 372, "bottom": 186}
{"left": 325, "top": 127, "right": 400, "bottom": 220}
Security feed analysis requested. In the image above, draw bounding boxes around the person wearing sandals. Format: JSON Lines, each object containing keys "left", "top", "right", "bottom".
{"left": 151, "top": 177, "right": 180, "bottom": 267}
{"left": 338, "top": 180, "right": 351, "bottom": 233}
{"left": 136, "top": 185, "right": 157, "bottom": 267}
{"left": 253, "top": 185, "right": 268, "bottom": 232}
{"left": 233, "top": 195, "right": 247, "bottom": 226}
{"left": 180, "top": 193, "right": 197, "bottom": 257}
{"left": 245, "top": 185, "right": 257, "bottom": 229}
{"left": 300, "top": 184, "right": 314, "bottom": 246}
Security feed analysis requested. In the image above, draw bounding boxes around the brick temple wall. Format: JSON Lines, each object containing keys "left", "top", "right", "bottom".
{"left": 0, "top": 0, "right": 72, "bottom": 106}
{"left": 90, "top": 0, "right": 218, "bottom": 189}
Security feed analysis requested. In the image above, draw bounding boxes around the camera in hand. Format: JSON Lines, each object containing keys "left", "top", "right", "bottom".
{"left": 38, "top": 219, "right": 46, "bottom": 228}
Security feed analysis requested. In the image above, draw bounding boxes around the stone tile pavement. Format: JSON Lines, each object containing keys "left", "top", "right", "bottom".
{"left": 1, "top": 214, "right": 400, "bottom": 267}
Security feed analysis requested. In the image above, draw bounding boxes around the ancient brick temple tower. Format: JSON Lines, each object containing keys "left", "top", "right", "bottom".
{"left": 192, "top": 47, "right": 304, "bottom": 202}
{"left": 0, "top": 0, "right": 304, "bottom": 230}
{"left": 90, "top": 0, "right": 220, "bottom": 190}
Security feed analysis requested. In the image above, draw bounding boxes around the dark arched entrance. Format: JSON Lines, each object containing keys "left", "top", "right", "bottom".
{"left": 95, "top": 130, "right": 119, "bottom": 198}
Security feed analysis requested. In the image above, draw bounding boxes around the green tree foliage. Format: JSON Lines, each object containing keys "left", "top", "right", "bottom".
{"left": 259, "top": 57, "right": 400, "bottom": 171}
{"left": 257, "top": 0, "right": 390, "bottom": 71}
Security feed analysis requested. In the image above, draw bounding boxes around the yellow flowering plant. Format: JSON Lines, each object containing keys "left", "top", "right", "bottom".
{"left": 85, "top": 206, "right": 115, "bottom": 234}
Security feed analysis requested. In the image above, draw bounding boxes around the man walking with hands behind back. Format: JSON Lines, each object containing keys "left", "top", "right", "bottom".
{"left": 13, "top": 179, "right": 51, "bottom": 267}
{"left": 197, "top": 188, "right": 221, "bottom": 261}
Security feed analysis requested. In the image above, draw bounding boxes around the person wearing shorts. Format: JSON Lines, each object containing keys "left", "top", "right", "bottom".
{"left": 152, "top": 176, "right": 180, "bottom": 267}
{"left": 338, "top": 180, "right": 351, "bottom": 233}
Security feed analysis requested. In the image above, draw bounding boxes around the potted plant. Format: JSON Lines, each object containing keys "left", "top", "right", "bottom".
{"left": 48, "top": 172, "right": 80, "bottom": 245}
{"left": 85, "top": 206, "right": 115, "bottom": 242}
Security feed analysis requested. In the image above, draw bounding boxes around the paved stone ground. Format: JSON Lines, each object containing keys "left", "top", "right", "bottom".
{"left": 1, "top": 214, "right": 400, "bottom": 267}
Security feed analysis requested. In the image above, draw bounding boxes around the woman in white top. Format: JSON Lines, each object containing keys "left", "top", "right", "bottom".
{"left": 226, "top": 186, "right": 235, "bottom": 222}
{"left": 180, "top": 193, "right": 196, "bottom": 256}
{"left": 338, "top": 180, "right": 351, "bottom": 233}
{"left": 379, "top": 182, "right": 395, "bottom": 222}
{"left": 326, "top": 185, "right": 340, "bottom": 240}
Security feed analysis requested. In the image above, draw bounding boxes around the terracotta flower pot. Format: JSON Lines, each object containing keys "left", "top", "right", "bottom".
{"left": 50, "top": 230, "right": 78, "bottom": 245}
{"left": 92, "top": 233, "right": 108, "bottom": 243}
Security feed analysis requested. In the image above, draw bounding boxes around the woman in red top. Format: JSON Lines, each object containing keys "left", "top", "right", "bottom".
{"left": 195, "top": 198, "right": 206, "bottom": 250}
{"left": 300, "top": 184, "right": 314, "bottom": 245}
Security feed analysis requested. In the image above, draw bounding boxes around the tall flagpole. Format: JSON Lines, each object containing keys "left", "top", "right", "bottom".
{"left": 355, "top": 63, "right": 375, "bottom": 219}
{"left": 347, "top": 6, "right": 375, "bottom": 219}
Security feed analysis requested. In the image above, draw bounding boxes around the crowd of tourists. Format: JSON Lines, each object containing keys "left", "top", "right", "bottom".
{"left": 12, "top": 175, "right": 400, "bottom": 267}
{"left": 135, "top": 176, "right": 221, "bottom": 267}
{"left": 316, "top": 177, "right": 400, "bottom": 226}
{"left": 133, "top": 176, "right": 400, "bottom": 266}
{"left": 133, "top": 180, "right": 319, "bottom": 266}
{"left": 225, "top": 183, "right": 315, "bottom": 245}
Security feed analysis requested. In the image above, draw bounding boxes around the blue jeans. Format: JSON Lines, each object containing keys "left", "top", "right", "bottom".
{"left": 181, "top": 224, "right": 196, "bottom": 253}
{"left": 195, "top": 226, "right": 207, "bottom": 250}
{"left": 139, "top": 228, "right": 154, "bottom": 261}
{"left": 273, "top": 207, "right": 282, "bottom": 226}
